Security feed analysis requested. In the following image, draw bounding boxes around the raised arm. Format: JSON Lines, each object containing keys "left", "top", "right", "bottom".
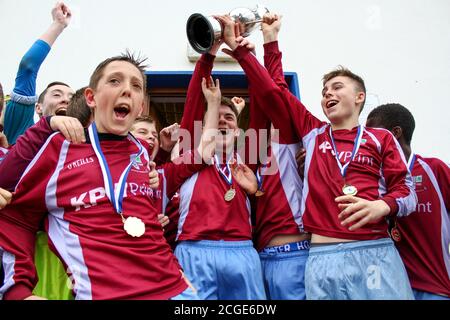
{"left": 262, "top": 13, "right": 289, "bottom": 90}
{"left": 158, "top": 76, "right": 220, "bottom": 201}
{"left": 4, "top": 2, "right": 72, "bottom": 145}
{"left": 179, "top": 42, "right": 221, "bottom": 153}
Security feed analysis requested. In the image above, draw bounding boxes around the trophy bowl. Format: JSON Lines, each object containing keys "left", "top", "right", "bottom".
{"left": 186, "top": 5, "right": 269, "bottom": 54}
{"left": 186, "top": 13, "right": 223, "bottom": 54}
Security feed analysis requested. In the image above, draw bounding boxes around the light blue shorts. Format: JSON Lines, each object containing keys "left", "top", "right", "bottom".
{"left": 413, "top": 289, "right": 450, "bottom": 300}
{"left": 175, "top": 240, "right": 266, "bottom": 300}
{"left": 259, "top": 246, "right": 309, "bottom": 300}
{"left": 170, "top": 287, "right": 200, "bottom": 300}
{"left": 305, "top": 238, "right": 414, "bottom": 300}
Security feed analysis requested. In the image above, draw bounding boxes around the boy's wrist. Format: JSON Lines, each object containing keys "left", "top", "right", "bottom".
{"left": 49, "top": 21, "right": 67, "bottom": 33}
{"left": 380, "top": 197, "right": 398, "bottom": 217}
{"left": 263, "top": 33, "right": 278, "bottom": 44}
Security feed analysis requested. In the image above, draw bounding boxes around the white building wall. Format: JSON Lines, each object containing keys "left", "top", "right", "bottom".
{"left": 1, "top": 0, "right": 449, "bottom": 161}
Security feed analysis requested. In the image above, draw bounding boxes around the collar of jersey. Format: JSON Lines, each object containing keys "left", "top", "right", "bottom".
{"left": 84, "top": 128, "right": 128, "bottom": 144}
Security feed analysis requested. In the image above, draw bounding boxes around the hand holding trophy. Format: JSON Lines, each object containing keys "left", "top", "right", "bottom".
{"left": 186, "top": 4, "right": 269, "bottom": 54}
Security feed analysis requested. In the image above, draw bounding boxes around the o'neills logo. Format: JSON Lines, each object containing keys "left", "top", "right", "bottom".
{"left": 67, "top": 157, "right": 94, "bottom": 170}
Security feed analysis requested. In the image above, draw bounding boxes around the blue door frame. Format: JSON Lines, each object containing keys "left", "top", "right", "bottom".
{"left": 146, "top": 71, "right": 301, "bottom": 99}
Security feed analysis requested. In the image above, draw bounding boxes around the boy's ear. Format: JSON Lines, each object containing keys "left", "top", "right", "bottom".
{"left": 355, "top": 91, "right": 365, "bottom": 105}
{"left": 35, "top": 103, "right": 43, "bottom": 115}
{"left": 137, "top": 101, "right": 144, "bottom": 116}
{"left": 391, "top": 126, "right": 403, "bottom": 140}
{"left": 85, "top": 88, "right": 96, "bottom": 108}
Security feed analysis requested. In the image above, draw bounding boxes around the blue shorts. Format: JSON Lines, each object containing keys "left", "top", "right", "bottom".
{"left": 413, "top": 289, "right": 450, "bottom": 300}
{"left": 175, "top": 240, "right": 266, "bottom": 300}
{"left": 305, "top": 238, "right": 414, "bottom": 300}
{"left": 259, "top": 241, "right": 310, "bottom": 300}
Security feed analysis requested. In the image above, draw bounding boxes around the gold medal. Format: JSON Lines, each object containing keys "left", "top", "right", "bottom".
{"left": 342, "top": 184, "right": 358, "bottom": 196}
{"left": 255, "top": 190, "right": 265, "bottom": 197}
{"left": 224, "top": 188, "right": 236, "bottom": 202}
{"left": 123, "top": 216, "right": 146, "bottom": 237}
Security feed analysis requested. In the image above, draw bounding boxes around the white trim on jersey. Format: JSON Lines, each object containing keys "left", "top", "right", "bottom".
{"left": 364, "top": 129, "right": 382, "bottom": 154}
{"left": 300, "top": 125, "right": 328, "bottom": 218}
{"left": 15, "top": 132, "right": 59, "bottom": 191}
{"left": 158, "top": 168, "right": 169, "bottom": 215}
{"left": 368, "top": 128, "right": 416, "bottom": 217}
{"left": 141, "top": 147, "right": 151, "bottom": 171}
{"left": 272, "top": 141, "right": 304, "bottom": 231}
{"left": 0, "top": 248, "right": 16, "bottom": 299}
{"left": 176, "top": 172, "right": 199, "bottom": 241}
{"left": 391, "top": 140, "right": 416, "bottom": 217}
{"left": 417, "top": 158, "right": 450, "bottom": 279}
{"left": 45, "top": 140, "right": 93, "bottom": 300}
{"left": 377, "top": 169, "right": 388, "bottom": 198}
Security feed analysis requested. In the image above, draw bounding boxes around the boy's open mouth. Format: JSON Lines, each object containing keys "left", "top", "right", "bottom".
{"left": 326, "top": 100, "right": 339, "bottom": 109}
{"left": 114, "top": 104, "right": 130, "bottom": 119}
{"left": 54, "top": 107, "right": 67, "bottom": 116}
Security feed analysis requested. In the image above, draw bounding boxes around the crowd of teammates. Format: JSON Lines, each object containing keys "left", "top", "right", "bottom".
{"left": 0, "top": 2, "right": 448, "bottom": 300}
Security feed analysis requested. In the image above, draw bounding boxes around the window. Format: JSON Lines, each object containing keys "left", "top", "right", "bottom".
{"left": 146, "top": 71, "right": 300, "bottom": 131}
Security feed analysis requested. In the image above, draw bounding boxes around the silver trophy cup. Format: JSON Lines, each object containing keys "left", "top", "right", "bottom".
{"left": 186, "top": 4, "right": 269, "bottom": 54}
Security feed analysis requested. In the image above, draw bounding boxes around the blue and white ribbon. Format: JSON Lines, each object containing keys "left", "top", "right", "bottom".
{"left": 328, "top": 125, "right": 364, "bottom": 179}
{"left": 256, "top": 164, "right": 267, "bottom": 192}
{"left": 408, "top": 153, "right": 416, "bottom": 173}
{"left": 88, "top": 123, "right": 144, "bottom": 215}
{"left": 214, "top": 154, "right": 233, "bottom": 187}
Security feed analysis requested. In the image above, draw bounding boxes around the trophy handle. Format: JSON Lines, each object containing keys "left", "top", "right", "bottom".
{"left": 186, "top": 13, "right": 222, "bottom": 54}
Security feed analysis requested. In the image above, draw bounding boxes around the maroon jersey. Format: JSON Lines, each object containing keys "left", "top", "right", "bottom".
{"left": 0, "top": 133, "right": 204, "bottom": 299}
{"left": 175, "top": 51, "right": 266, "bottom": 242}
{"left": 253, "top": 42, "right": 305, "bottom": 251}
{"left": 232, "top": 44, "right": 417, "bottom": 241}
{"left": 395, "top": 154, "right": 450, "bottom": 296}
{"left": 0, "top": 116, "right": 53, "bottom": 191}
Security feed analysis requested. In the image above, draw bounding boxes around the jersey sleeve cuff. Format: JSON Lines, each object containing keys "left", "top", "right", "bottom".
{"left": 381, "top": 197, "right": 399, "bottom": 216}
{"left": 263, "top": 41, "right": 280, "bottom": 54}
{"left": 232, "top": 46, "right": 251, "bottom": 61}
{"left": 3, "top": 283, "right": 33, "bottom": 300}
{"left": 10, "top": 91, "right": 38, "bottom": 105}
{"left": 35, "top": 39, "right": 52, "bottom": 52}
{"left": 200, "top": 53, "right": 216, "bottom": 64}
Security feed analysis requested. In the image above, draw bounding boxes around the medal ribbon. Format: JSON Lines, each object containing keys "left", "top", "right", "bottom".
{"left": 214, "top": 154, "right": 233, "bottom": 187}
{"left": 328, "top": 125, "right": 364, "bottom": 180}
{"left": 256, "top": 164, "right": 267, "bottom": 192}
{"left": 407, "top": 153, "right": 416, "bottom": 173}
{"left": 88, "top": 122, "right": 144, "bottom": 215}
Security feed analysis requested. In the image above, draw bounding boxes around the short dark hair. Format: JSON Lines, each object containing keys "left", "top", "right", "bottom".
{"left": 37, "top": 81, "right": 71, "bottom": 104}
{"left": 322, "top": 66, "right": 366, "bottom": 113}
{"left": 66, "top": 86, "right": 91, "bottom": 127}
{"left": 367, "top": 103, "right": 416, "bottom": 144}
{"left": 89, "top": 51, "right": 148, "bottom": 91}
